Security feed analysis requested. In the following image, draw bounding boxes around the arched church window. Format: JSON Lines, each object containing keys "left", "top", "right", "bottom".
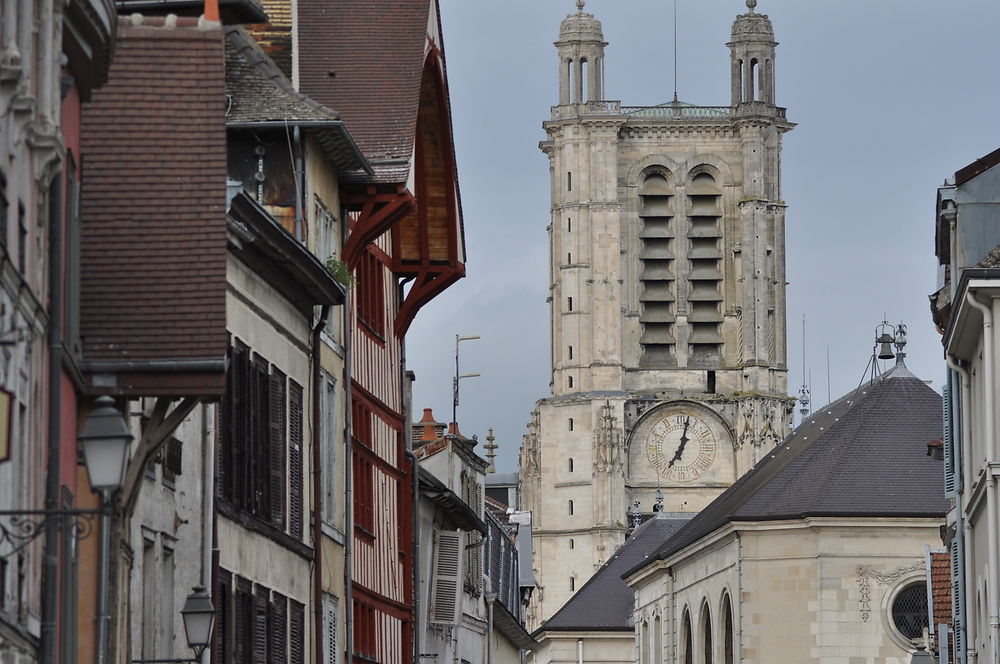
{"left": 682, "top": 610, "right": 693, "bottom": 664}
{"left": 568, "top": 418, "right": 574, "bottom": 431}
{"left": 749, "top": 59, "right": 758, "bottom": 100}
{"left": 640, "top": 620, "right": 649, "bottom": 664}
{"left": 722, "top": 592, "right": 734, "bottom": 664}
{"left": 567, "top": 59, "right": 574, "bottom": 103}
{"left": 567, "top": 171, "right": 572, "bottom": 192}
{"left": 568, "top": 500, "right": 574, "bottom": 515}
{"left": 654, "top": 614, "right": 662, "bottom": 663}
{"left": 702, "top": 604, "right": 714, "bottom": 664}
{"left": 569, "top": 538, "right": 574, "bottom": 549}
{"left": 581, "top": 58, "right": 589, "bottom": 102}
{"left": 638, "top": 172, "right": 676, "bottom": 367}
{"left": 568, "top": 457, "right": 574, "bottom": 472}
{"left": 737, "top": 59, "right": 744, "bottom": 102}
{"left": 570, "top": 576, "right": 576, "bottom": 591}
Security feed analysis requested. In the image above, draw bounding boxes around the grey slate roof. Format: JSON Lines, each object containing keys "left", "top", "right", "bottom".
{"left": 223, "top": 28, "right": 370, "bottom": 174}
{"left": 625, "top": 364, "right": 947, "bottom": 578}
{"left": 538, "top": 514, "right": 690, "bottom": 633}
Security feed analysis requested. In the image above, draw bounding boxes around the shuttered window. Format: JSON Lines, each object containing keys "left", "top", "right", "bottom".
{"left": 288, "top": 381, "right": 304, "bottom": 539}
{"left": 253, "top": 588, "right": 269, "bottom": 664}
{"left": 944, "top": 382, "right": 957, "bottom": 498}
{"left": 357, "top": 247, "right": 385, "bottom": 337}
{"left": 353, "top": 451, "right": 375, "bottom": 535}
{"left": 268, "top": 592, "right": 287, "bottom": 664}
{"left": 269, "top": 370, "right": 287, "bottom": 529}
{"left": 221, "top": 340, "right": 305, "bottom": 538}
{"left": 430, "top": 531, "right": 463, "bottom": 625}
{"left": 234, "top": 577, "right": 253, "bottom": 664}
{"left": 289, "top": 600, "right": 305, "bottom": 664}
{"left": 213, "top": 569, "right": 232, "bottom": 664}
{"left": 323, "top": 593, "right": 339, "bottom": 664}
{"left": 321, "top": 374, "right": 338, "bottom": 525}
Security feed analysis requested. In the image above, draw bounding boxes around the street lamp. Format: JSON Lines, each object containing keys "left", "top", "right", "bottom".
{"left": 0, "top": 394, "right": 131, "bottom": 559}
{"left": 78, "top": 395, "right": 133, "bottom": 492}
{"left": 181, "top": 586, "right": 216, "bottom": 660}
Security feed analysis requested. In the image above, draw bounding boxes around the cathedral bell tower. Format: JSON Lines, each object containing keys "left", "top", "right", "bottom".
{"left": 520, "top": 0, "right": 797, "bottom": 628}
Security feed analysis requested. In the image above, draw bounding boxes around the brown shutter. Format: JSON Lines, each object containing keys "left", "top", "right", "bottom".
{"left": 232, "top": 341, "right": 251, "bottom": 509}
{"left": 253, "top": 586, "right": 268, "bottom": 664}
{"left": 251, "top": 355, "right": 269, "bottom": 518}
{"left": 288, "top": 600, "right": 305, "bottom": 664}
{"left": 268, "top": 592, "right": 287, "bottom": 664}
{"left": 213, "top": 569, "right": 232, "bottom": 664}
{"left": 269, "top": 369, "right": 286, "bottom": 529}
{"left": 219, "top": 343, "right": 232, "bottom": 501}
{"left": 234, "top": 577, "right": 253, "bottom": 664}
{"left": 288, "top": 381, "right": 304, "bottom": 539}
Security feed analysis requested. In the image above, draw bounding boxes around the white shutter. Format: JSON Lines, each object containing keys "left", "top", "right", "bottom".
{"left": 323, "top": 593, "right": 339, "bottom": 664}
{"left": 430, "top": 530, "right": 463, "bottom": 625}
{"left": 944, "top": 383, "right": 957, "bottom": 498}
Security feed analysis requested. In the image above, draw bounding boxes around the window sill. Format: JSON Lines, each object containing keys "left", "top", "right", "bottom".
{"left": 354, "top": 524, "right": 376, "bottom": 543}
{"left": 358, "top": 319, "right": 386, "bottom": 346}
{"left": 217, "top": 499, "right": 313, "bottom": 560}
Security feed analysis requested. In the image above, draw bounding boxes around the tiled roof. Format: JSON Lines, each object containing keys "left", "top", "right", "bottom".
{"left": 977, "top": 244, "right": 1000, "bottom": 268}
{"left": 297, "top": 0, "right": 432, "bottom": 183}
{"left": 223, "top": 27, "right": 370, "bottom": 173}
{"left": 929, "top": 551, "right": 952, "bottom": 628}
{"left": 629, "top": 364, "right": 948, "bottom": 575}
{"left": 225, "top": 27, "right": 338, "bottom": 124}
{"left": 247, "top": 0, "right": 291, "bottom": 77}
{"left": 539, "top": 515, "right": 690, "bottom": 633}
{"left": 80, "top": 15, "right": 229, "bottom": 368}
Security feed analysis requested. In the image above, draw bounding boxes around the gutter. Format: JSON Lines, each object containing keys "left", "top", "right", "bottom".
{"left": 81, "top": 358, "right": 227, "bottom": 374}
{"left": 226, "top": 120, "right": 373, "bottom": 175}
{"left": 311, "top": 305, "right": 329, "bottom": 664}
{"left": 40, "top": 166, "right": 62, "bottom": 664}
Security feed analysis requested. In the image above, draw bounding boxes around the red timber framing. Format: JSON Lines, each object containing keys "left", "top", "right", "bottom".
{"left": 343, "top": 47, "right": 465, "bottom": 339}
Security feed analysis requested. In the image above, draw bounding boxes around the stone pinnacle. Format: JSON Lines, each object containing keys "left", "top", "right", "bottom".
{"left": 577, "top": 0, "right": 585, "bottom": 11}
{"left": 746, "top": 0, "right": 757, "bottom": 10}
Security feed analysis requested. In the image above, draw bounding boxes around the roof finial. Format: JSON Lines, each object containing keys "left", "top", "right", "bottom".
{"left": 576, "top": 0, "right": 585, "bottom": 11}
{"left": 746, "top": 0, "right": 757, "bottom": 11}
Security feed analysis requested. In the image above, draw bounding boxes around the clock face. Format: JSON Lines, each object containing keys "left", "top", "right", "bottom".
{"left": 645, "top": 411, "right": 717, "bottom": 481}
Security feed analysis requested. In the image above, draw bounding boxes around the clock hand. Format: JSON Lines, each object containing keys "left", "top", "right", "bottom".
{"left": 668, "top": 419, "right": 691, "bottom": 468}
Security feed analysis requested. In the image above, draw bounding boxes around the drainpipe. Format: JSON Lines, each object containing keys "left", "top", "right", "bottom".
{"left": 402, "top": 328, "right": 419, "bottom": 664}
{"left": 966, "top": 290, "right": 997, "bottom": 664}
{"left": 344, "top": 282, "right": 355, "bottom": 664}
{"left": 293, "top": 126, "right": 305, "bottom": 242}
{"left": 200, "top": 402, "right": 213, "bottom": 664}
{"left": 312, "top": 305, "right": 329, "bottom": 664}
{"left": 96, "top": 489, "right": 111, "bottom": 664}
{"left": 40, "top": 171, "right": 62, "bottom": 664}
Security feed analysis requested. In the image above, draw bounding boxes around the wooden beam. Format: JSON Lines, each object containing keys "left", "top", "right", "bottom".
{"left": 123, "top": 396, "right": 201, "bottom": 514}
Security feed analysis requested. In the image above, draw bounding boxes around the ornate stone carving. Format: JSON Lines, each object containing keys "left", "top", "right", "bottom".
{"left": 737, "top": 400, "right": 756, "bottom": 448}
{"left": 856, "top": 562, "right": 925, "bottom": 623}
{"left": 594, "top": 401, "right": 623, "bottom": 474}
{"left": 520, "top": 410, "right": 541, "bottom": 478}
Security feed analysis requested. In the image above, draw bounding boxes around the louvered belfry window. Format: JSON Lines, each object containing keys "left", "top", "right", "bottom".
{"left": 686, "top": 172, "right": 724, "bottom": 366}
{"left": 220, "top": 339, "right": 302, "bottom": 539}
{"left": 638, "top": 172, "right": 676, "bottom": 366}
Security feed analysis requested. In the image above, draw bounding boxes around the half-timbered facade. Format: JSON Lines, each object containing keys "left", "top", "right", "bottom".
{"left": 298, "top": 1, "right": 466, "bottom": 662}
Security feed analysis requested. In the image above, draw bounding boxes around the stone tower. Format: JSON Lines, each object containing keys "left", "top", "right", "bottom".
{"left": 520, "top": 0, "right": 797, "bottom": 627}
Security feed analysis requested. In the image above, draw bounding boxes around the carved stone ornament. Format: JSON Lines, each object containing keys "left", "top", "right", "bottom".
{"left": 520, "top": 410, "right": 541, "bottom": 478}
{"left": 594, "top": 401, "right": 623, "bottom": 474}
{"left": 856, "top": 562, "right": 924, "bottom": 623}
{"left": 737, "top": 401, "right": 755, "bottom": 449}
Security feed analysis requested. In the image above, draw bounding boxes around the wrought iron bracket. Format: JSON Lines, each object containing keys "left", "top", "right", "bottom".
{"left": 0, "top": 508, "right": 106, "bottom": 560}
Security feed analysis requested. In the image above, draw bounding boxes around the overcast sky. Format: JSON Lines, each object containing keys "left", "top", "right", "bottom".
{"left": 405, "top": 0, "right": 1000, "bottom": 475}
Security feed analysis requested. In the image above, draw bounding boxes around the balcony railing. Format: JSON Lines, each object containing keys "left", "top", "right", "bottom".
{"left": 549, "top": 100, "right": 788, "bottom": 121}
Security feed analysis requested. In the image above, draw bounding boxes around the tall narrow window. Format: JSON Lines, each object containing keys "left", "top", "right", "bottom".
{"left": 687, "top": 172, "right": 723, "bottom": 366}
{"left": 321, "top": 373, "right": 338, "bottom": 525}
{"left": 722, "top": 593, "right": 734, "bottom": 664}
{"left": 654, "top": 615, "right": 662, "bottom": 663}
{"left": 580, "top": 59, "right": 589, "bottom": 102}
{"left": 567, "top": 297, "right": 573, "bottom": 312}
{"left": 641, "top": 621, "right": 649, "bottom": 664}
{"left": 702, "top": 606, "right": 714, "bottom": 664}
{"left": 568, "top": 458, "right": 574, "bottom": 472}
{"left": 749, "top": 59, "right": 759, "bottom": 100}
{"left": 566, "top": 59, "right": 574, "bottom": 103}
{"left": 569, "top": 539, "right": 575, "bottom": 549}
{"left": 568, "top": 376, "right": 574, "bottom": 389}
{"left": 17, "top": 202, "right": 25, "bottom": 273}
{"left": 568, "top": 418, "right": 574, "bottom": 431}
{"left": 568, "top": 346, "right": 573, "bottom": 360}
{"left": 638, "top": 172, "right": 676, "bottom": 366}
{"left": 161, "top": 547, "right": 175, "bottom": 658}
{"left": 568, "top": 500, "right": 574, "bottom": 515}
{"left": 683, "top": 610, "right": 693, "bottom": 664}
{"left": 570, "top": 577, "right": 575, "bottom": 591}
{"left": 567, "top": 218, "right": 572, "bottom": 232}
{"left": 567, "top": 171, "right": 572, "bottom": 192}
